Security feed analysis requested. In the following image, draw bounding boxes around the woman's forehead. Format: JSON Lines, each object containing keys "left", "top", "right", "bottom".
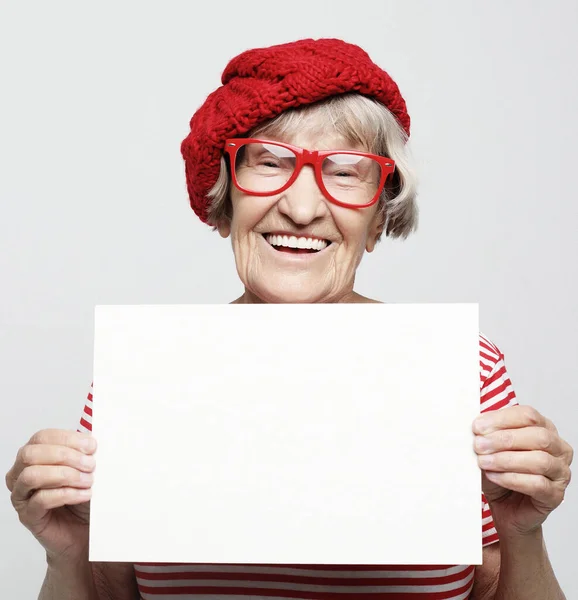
{"left": 260, "top": 131, "right": 366, "bottom": 152}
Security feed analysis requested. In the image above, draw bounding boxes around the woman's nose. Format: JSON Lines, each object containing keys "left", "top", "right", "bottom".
{"left": 276, "top": 165, "right": 328, "bottom": 225}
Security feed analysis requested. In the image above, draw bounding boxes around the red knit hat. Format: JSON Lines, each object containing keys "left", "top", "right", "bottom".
{"left": 180, "top": 38, "right": 410, "bottom": 223}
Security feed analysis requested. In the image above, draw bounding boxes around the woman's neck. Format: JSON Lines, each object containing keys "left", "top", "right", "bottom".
{"left": 231, "top": 290, "right": 381, "bottom": 304}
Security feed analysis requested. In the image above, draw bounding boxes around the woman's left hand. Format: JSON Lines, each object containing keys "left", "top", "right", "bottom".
{"left": 473, "top": 405, "right": 573, "bottom": 538}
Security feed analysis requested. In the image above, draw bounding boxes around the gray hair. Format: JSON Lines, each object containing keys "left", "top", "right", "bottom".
{"left": 206, "top": 93, "right": 419, "bottom": 240}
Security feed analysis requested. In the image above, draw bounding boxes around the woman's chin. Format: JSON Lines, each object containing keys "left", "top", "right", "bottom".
{"left": 246, "top": 277, "right": 331, "bottom": 304}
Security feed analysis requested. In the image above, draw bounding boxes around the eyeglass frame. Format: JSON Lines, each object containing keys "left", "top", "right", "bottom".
{"left": 224, "top": 138, "right": 396, "bottom": 209}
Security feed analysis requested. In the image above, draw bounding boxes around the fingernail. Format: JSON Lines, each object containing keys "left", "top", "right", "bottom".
{"left": 474, "top": 418, "right": 491, "bottom": 434}
{"left": 478, "top": 454, "right": 493, "bottom": 467}
{"left": 79, "top": 472, "right": 94, "bottom": 483}
{"left": 80, "top": 436, "right": 96, "bottom": 453}
{"left": 80, "top": 454, "right": 96, "bottom": 469}
{"left": 475, "top": 435, "right": 492, "bottom": 452}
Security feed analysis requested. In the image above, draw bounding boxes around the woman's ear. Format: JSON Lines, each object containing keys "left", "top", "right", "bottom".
{"left": 217, "top": 219, "right": 231, "bottom": 239}
{"left": 366, "top": 209, "right": 385, "bottom": 253}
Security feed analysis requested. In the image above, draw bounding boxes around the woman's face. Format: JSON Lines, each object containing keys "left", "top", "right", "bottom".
{"left": 218, "top": 131, "right": 384, "bottom": 303}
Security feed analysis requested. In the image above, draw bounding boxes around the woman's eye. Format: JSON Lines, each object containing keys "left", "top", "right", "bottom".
{"left": 330, "top": 169, "right": 358, "bottom": 178}
{"left": 255, "top": 154, "right": 281, "bottom": 167}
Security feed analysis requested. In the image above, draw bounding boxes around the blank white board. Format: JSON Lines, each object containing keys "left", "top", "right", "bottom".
{"left": 89, "top": 303, "right": 481, "bottom": 565}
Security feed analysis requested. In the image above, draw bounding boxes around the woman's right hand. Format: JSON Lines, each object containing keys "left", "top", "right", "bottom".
{"left": 5, "top": 429, "right": 97, "bottom": 565}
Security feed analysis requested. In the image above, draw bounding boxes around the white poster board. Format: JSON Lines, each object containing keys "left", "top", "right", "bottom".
{"left": 89, "top": 303, "right": 481, "bottom": 565}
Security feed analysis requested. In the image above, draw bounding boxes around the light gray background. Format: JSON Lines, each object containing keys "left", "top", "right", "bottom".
{"left": 1, "top": 1, "right": 576, "bottom": 598}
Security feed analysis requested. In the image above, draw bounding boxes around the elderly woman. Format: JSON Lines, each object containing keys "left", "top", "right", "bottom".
{"left": 5, "top": 38, "right": 573, "bottom": 600}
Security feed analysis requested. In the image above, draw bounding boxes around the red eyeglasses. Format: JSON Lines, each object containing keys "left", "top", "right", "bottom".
{"left": 224, "top": 138, "right": 395, "bottom": 209}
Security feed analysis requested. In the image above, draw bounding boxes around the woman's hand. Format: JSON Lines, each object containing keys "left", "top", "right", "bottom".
{"left": 5, "top": 429, "right": 97, "bottom": 564}
{"left": 473, "top": 405, "right": 573, "bottom": 538}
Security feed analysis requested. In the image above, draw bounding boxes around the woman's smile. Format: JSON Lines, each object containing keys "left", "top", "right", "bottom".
{"left": 259, "top": 232, "right": 334, "bottom": 261}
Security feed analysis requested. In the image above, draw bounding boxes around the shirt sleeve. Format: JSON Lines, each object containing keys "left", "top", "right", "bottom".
{"left": 479, "top": 333, "right": 519, "bottom": 546}
{"left": 77, "top": 382, "right": 94, "bottom": 434}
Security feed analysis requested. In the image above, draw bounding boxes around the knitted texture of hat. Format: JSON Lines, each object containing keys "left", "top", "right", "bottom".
{"left": 180, "top": 38, "right": 411, "bottom": 223}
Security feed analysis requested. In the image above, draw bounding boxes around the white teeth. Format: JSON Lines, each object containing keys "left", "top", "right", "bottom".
{"left": 265, "top": 234, "right": 328, "bottom": 251}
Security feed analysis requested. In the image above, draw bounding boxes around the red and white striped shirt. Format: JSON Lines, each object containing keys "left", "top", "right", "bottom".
{"left": 79, "top": 333, "right": 517, "bottom": 599}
